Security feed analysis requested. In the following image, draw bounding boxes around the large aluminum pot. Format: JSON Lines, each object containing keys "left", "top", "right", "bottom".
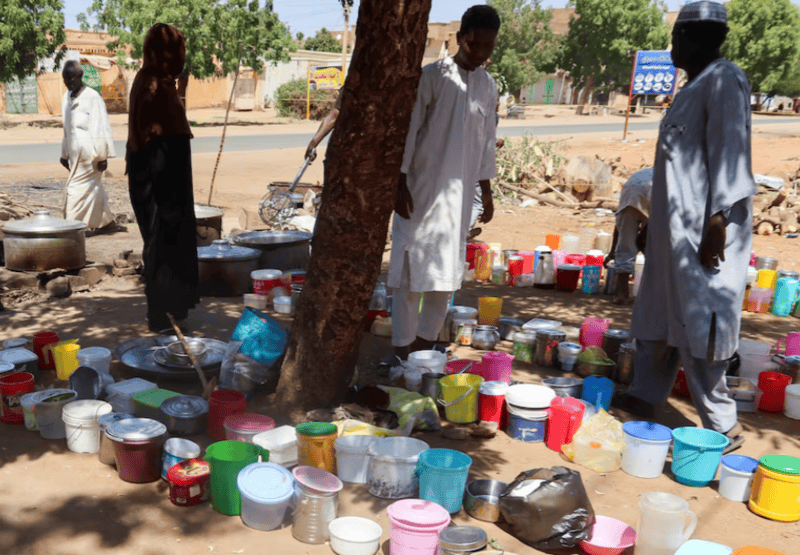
{"left": 197, "top": 240, "right": 260, "bottom": 296}
{"left": 2, "top": 210, "right": 86, "bottom": 271}
{"left": 232, "top": 230, "right": 312, "bottom": 271}
{"left": 194, "top": 204, "right": 224, "bottom": 247}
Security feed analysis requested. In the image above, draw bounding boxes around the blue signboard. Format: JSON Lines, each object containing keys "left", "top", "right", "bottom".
{"left": 630, "top": 50, "right": 677, "bottom": 96}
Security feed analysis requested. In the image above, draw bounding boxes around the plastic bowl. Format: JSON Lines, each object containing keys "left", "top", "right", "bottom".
{"left": 579, "top": 515, "right": 636, "bottom": 555}
{"left": 328, "top": 516, "right": 383, "bottom": 555}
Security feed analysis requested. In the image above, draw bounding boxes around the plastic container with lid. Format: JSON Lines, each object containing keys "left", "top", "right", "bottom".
{"left": 162, "top": 437, "right": 202, "bottom": 480}
{"left": 97, "top": 412, "right": 134, "bottom": 465}
{"left": 105, "top": 378, "right": 157, "bottom": 414}
{"left": 160, "top": 395, "right": 208, "bottom": 436}
{"left": 621, "top": 421, "right": 673, "bottom": 479}
{"left": 387, "top": 499, "right": 450, "bottom": 555}
{"left": 719, "top": 454, "right": 760, "bottom": 502}
{"left": 505, "top": 383, "right": 557, "bottom": 410}
{"left": 106, "top": 417, "right": 168, "bottom": 483}
{"left": 253, "top": 425, "right": 298, "bottom": 467}
{"left": 167, "top": 458, "right": 211, "bottom": 506}
{"left": 251, "top": 269, "right": 283, "bottom": 296}
{"left": 224, "top": 412, "right": 276, "bottom": 443}
{"left": 749, "top": 454, "right": 800, "bottom": 522}
{"left": 439, "top": 526, "right": 488, "bottom": 555}
{"left": 61, "top": 400, "right": 113, "bottom": 453}
{"left": 2, "top": 337, "right": 29, "bottom": 350}
{"left": 0, "top": 347, "right": 39, "bottom": 381}
{"left": 296, "top": 422, "right": 338, "bottom": 474}
{"left": 132, "top": 388, "right": 180, "bottom": 424}
{"left": 237, "top": 462, "right": 295, "bottom": 530}
{"left": 36, "top": 389, "right": 78, "bottom": 439}
{"left": 478, "top": 380, "right": 508, "bottom": 426}
{"left": 76, "top": 346, "right": 112, "bottom": 374}
{"left": 274, "top": 295, "right": 293, "bottom": 314}
{"left": 367, "top": 437, "right": 430, "bottom": 499}
{"left": 21, "top": 390, "right": 57, "bottom": 431}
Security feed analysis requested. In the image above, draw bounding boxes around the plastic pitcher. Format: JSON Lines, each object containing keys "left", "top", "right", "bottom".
{"left": 545, "top": 233, "right": 561, "bottom": 250}
{"left": 580, "top": 317, "right": 609, "bottom": 349}
{"left": 439, "top": 374, "right": 483, "bottom": 423}
{"left": 635, "top": 491, "right": 697, "bottom": 555}
{"left": 546, "top": 396, "right": 584, "bottom": 452}
{"left": 582, "top": 376, "right": 614, "bottom": 411}
{"left": 479, "top": 352, "right": 514, "bottom": 383}
{"left": 756, "top": 269, "right": 777, "bottom": 290}
{"left": 477, "top": 297, "right": 503, "bottom": 326}
{"left": 33, "top": 331, "right": 59, "bottom": 369}
{"left": 758, "top": 372, "right": 792, "bottom": 412}
{"left": 416, "top": 449, "right": 472, "bottom": 513}
{"left": 776, "top": 332, "right": 800, "bottom": 357}
{"left": 44, "top": 340, "right": 80, "bottom": 380}
{"left": 206, "top": 440, "right": 269, "bottom": 515}
{"left": 772, "top": 278, "right": 800, "bottom": 317}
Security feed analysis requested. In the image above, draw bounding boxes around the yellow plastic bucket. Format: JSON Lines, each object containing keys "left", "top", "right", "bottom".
{"left": 748, "top": 455, "right": 800, "bottom": 522}
{"left": 438, "top": 374, "right": 483, "bottom": 424}
{"left": 50, "top": 342, "right": 81, "bottom": 381}
{"left": 477, "top": 297, "right": 503, "bottom": 327}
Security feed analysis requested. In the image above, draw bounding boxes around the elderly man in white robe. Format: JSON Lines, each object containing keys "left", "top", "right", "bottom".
{"left": 612, "top": 1, "right": 754, "bottom": 453}
{"left": 389, "top": 5, "right": 500, "bottom": 359}
{"left": 60, "top": 60, "right": 116, "bottom": 232}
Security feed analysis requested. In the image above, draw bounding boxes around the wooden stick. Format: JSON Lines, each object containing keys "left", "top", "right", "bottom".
{"left": 166, "top": 312, "right": 211, "bottom": 395}
{"left": 532, "top": 174, "right": 579, "bottom": 205}
{"left": 498, "top": 182, "right": 578, "bottom": 208}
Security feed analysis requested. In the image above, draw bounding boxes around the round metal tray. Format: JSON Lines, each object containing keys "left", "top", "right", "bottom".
{"left": 115, "top": 336, "right": 227, "bottom": 380}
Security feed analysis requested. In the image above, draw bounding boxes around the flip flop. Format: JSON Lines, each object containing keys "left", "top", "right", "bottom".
{"left": 723, "top": 434, "right": 745, "bottom": 454}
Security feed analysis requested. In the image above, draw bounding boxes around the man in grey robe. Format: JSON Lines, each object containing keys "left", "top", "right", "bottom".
{"left": 613, "top": 1, "right": 755, "bottom": 453}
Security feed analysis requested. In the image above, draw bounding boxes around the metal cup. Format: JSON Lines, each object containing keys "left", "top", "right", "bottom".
{"left": 421, "top": 373, "right": 445, "bottom": 400}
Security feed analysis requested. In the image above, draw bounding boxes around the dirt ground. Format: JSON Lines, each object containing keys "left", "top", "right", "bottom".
{"left": 1, "top": 106, "right": 799, "bottom": 555}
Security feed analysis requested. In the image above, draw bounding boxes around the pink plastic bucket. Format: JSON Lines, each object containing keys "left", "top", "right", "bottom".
{"left": 480, "top": 352, "right": 514, "bottom": 383}
{"left": 387, "top": 499, "right": 450, "bottom": 555}
{"left": 444, "top": 359, "right": 476, "bottom": 376}
{"left": 580, "top": 317, "right": 609, "bottom": 349}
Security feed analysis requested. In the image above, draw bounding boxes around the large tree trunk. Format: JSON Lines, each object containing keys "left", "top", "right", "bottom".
{"left": 575, "top": 73, "right": 594, "bottom": 115}
{"left": 273, "top": 0, "right": 432, "bottom": 418}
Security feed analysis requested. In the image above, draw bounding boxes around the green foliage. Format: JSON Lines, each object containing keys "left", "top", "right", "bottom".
{"left": 495, "top": 136, "right": 565, "bottom": 188}
{"left": 559, "top": 0, "right": 670, "bottom": 92}
{"left": 78, "top": 0, "right": 294, "bottom": 79}
{"left": 296, "top": 32, "right": 305, "bottom": 41}
{"left": 304, "top": 28, "right": 342, "bottom": 53}
{"left": 274, "top": 78, "right": 337, "bottom": 119}
{"left": 722, "top": 0, "right": 800, "bottom": 95}
{"left": 0, "top": 0, "right": 66, "bottom": 83}
{"left": 487, "top": 0, "right": 562, "bottom": 95}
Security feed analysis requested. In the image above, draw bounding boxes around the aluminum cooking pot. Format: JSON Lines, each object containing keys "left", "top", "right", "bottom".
{"left": 232, "top": 230, "right": 312, "bottom": 271}
{"left": 2, "top": 210, "right": 86, "bottom": 271}
{"left": 197, "top": 240, "right": 260, "bottom": 296}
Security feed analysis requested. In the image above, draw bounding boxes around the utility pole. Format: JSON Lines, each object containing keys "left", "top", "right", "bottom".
{"left": 341, "top": 1, "right": 351, "bottom": 80}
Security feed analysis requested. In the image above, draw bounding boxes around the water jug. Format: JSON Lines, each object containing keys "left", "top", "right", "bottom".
{"left": 776, "top": 332, "right": 800, "bottom": 357}
{"left": 772, "top": 277, "right": 800, "bottom": 317}
{"left": 635, "top": 491, "right": 697, "bottom": 555}
{"left": 533, "top": 249, "right": 555, "bottom": 288}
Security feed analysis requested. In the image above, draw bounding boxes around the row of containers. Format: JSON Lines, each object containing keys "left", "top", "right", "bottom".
{"left": 743, "top": 255, "right": 800, "bottom": 317}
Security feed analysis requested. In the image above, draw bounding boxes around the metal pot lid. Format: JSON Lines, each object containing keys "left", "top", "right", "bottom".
{"left": 0, "top": 361, "right": 16, "bottom": 374}
{"left": 161, "top": 395, "right": 209, "bottom": 418}
{"left": 475, "top": 325, "right": 498, "bottom": 331}
{"left": 194, "top": 204, "right": 224, "bottom": 219}
{"left": 106, "top": 417, "right": 167, "bottom": 440}
{"left": 233, "top": 230, "right": 313, "bottom": 247}
{"left": 197, "top": 240, "right": 260, "bottom": 261}
{"left": 3, "top": 210, "right": 86, "bottom": 234}
{"left": 604, "top": 329, "right": 631, "bottom": 339}
{"left": 536, "top": 329, "right": 567, "bottom": 340}
{"left": 439, "top": 526, "right": 488, "bottom": 551}
{"left": 98, "top": 412, "right": 134, "bottom": 430}
{"left": 498, "top": 317, "right": 524, "bottom": 328}
{"left": 557, "top": 264, "right": 582, "bottom": 271}
{"left": 620, "top": 342, "right": 637, "bottom": 352}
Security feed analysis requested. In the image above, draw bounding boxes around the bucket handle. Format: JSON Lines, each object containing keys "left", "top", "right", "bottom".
{"left": 438, "top": 385, "right": 476, "bottom": 408}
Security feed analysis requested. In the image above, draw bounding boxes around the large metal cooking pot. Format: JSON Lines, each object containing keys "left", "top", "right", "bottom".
{"left": 2, "top": 210, "right": 86, "bottom": 271}
{"left": 232, "top": 230, "right": 312, "bottom": 271}
{"left": 197, "top": 240, "right": 260, "bottom": 296}
{"left": 194, "top": 204, "right": 224, "bottom": 247}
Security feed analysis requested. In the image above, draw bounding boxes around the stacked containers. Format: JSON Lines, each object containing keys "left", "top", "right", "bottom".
{"left": 106, "top": 418, "right": 168, "bottom": 483}
{"left": 292, "top": 466, "right": 343, "bottom": 544}
{"left": 296, "top": 422, "right": 338, "bottom": 474}
{"left": 478, "top": 381, "right": 508, "bottom": 427}
{"left": 505, "top": 384, "right": 556, "bottom": 442}
{"left": 253, "top": 425, "right": 298, "bottom": 467}
{"left": 161, "top": 438, "right": 202, "bottom": 480}
{"left": 61, "top": 400, "right": 113, "bottom": 453}
{"left": 237, "top": 462, "right": 295, "bottom": 530}
{"left": 387, "top": 499, "right": 450, "bottom": 555}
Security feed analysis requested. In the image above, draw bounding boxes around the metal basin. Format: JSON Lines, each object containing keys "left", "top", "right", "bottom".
{"left": 2, "top": 210, "right": 86, "bottom": 271}
{"left": 464, "top": 479, "right": 507, "bottom": 522}
{"left": 232, "top": 230, "right": 312, "bottom": 271}
{"left": 542, "top": 377, "right": 584, "bottom": 398}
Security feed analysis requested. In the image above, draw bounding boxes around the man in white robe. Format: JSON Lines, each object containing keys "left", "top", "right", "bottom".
{"left": 389, "top": 5, "right": 500, "bottom": 359}
{"left": 60, "top": 61, "right": 116, "bottom": 231}
{"left": 613, "top": 1, "right": 754, "bottom": 452}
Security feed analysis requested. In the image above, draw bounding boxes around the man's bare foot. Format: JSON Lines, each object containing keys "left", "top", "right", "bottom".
{"left": 612, "top": 272, "right": 633, "bottom": 305}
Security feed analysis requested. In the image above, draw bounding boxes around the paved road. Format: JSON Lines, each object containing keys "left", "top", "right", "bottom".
{"left": 0, "top": 116, "right": 791, "bottom": 166}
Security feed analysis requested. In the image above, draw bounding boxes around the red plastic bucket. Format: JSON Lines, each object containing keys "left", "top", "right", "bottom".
{"left": 758, "top": 372, "right": 792, "bottom": 412}
{"left": 478, "top": 381, "right": 508, "bottom": 428}
{"left": 520, "top": 252, "right": 534, "bottom": 274}
{"left": 466, "top": 243, "right": 488, "bottom": 270}
{"left": 0, "top": 372, "right": 35, "bottom": 423}
{"left": 33, "top": 331, "right": 59, "bottom": 370}
{"left": 565, "top": 253, "right": 586, "bottom": 267}
{"left": 208, "top": 390, "right": 247, "bottom": 441}
{"left": 556, "top": 264, "right": 581, "bottom": 292}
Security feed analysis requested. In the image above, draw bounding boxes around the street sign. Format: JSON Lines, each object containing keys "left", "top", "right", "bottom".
{"left": 629, "top": 50, "right": 677, "bottom": 96}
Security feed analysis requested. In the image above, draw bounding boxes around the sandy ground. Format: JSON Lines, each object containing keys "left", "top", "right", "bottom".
{"left": 1, "top": 106, "right": 800, "bottom": 555}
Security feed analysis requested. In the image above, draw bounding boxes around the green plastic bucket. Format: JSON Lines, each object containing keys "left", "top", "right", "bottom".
{"left": 206, "top": 440, "right": 269, "bottom": 515}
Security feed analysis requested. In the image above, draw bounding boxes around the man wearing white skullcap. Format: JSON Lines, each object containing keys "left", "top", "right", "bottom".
{"left": 613, "top": 1, "right": 754, "bottom": 453}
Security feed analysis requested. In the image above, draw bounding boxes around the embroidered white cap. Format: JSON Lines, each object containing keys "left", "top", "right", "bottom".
{"left": 676, "top": 1, "right": 727, "bottom": 24}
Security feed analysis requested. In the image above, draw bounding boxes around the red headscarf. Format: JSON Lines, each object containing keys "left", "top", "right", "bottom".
{"left": 127, "top": 23, "right": 193, "bottom": 153}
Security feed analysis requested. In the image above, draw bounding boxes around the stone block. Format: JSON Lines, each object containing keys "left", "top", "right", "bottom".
{"left": 77, "top": 266, "right": 105, "bottom": 287}
{"left": 46, "top": 276, "right": 71, "bottom": 298}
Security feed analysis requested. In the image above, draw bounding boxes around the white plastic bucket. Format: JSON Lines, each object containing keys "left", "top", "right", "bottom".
{"left": 334, "top": 435, "right": 377, "bottom": 484}
{"left": 36, "top": 390, "right": 78, "bottom": 440}
{"left": 784, "top": 384, "right": 800, "bottom": 420}
{"left": 76, "top": 347, "right": 112, "bottom": 374}
{"left": 718, "top": 455, "right": 759, "bottom": 502}
{"left": 61, "top": 400, "right": 113, "bottom": 453}
{"left": 366, "top": 437, "right": 430, "bottom": 499}
{"left": 621, "top": 421, "right": 673, "bottom": 479}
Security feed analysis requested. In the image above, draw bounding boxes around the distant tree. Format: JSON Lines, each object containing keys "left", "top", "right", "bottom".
{"left": 559, "top": 0, "right": 670, "bottom": 104}
{"left": 296, "top": 31, "right": 305, "bottom": 41}
{"left": 304, "top": 28, "right": 342, "bottom": 53}
{"left": 487, "top": 0, "right": 562, "bottom": 95}
{"left": 0, "top": 0, "right": 66, "bottom": 83}
{"left": 722, "top": 0, "right": 800, "bottom": 95}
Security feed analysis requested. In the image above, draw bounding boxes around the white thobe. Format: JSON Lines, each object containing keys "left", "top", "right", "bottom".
{"left": 617, "top": 167, "right": 653, "bottom": 219}
{"left": 630, "top": 59, "right": 756, "bottom": 361}
{"left": 61, "top": 87, "right": 115, "bottom": 229}
{"left": 388, "top": 57, "right": 498, "bottom": 293}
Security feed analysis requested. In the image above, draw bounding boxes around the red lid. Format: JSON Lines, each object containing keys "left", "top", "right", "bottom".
{"left": 167, "top": 458, "right": 210, "bottom": 486}
{"left": 223, "top": 412, "right": 276, "bottom": 432}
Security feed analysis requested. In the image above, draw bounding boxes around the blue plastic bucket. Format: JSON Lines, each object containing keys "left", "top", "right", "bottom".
{"left": 671, "top": 427, "right": 729, "bottom": 487}
{"left": 416, "top": 449, "right": 472, "bottom": 513}
{"left": 582, "top": 376, "right": 614, "bottom": 411}
{"left": 507, "top": 412, "right": 548, "bottom": 442}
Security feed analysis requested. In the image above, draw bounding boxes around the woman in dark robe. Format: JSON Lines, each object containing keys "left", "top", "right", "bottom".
{"left": 127, "top": 23, "right": 198, "bottom": 332}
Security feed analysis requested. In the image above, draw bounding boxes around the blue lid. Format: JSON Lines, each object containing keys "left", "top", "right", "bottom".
{"left": 721, "top": 454, "right": 759, "bottom": 474}
{"left": 623, "top": 421, "right": 673, "bottom": 442}
{"left": 237, "top": 462, "right": 295, "bottom": 504}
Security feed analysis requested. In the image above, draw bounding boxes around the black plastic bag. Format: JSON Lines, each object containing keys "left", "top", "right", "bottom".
{"left": 499, "top": 466, "right": 595, "bottom": 550}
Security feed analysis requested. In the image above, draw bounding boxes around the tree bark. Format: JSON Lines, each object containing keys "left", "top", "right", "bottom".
{"left": 575, "top": 74, "right": 594, "bottom": 115}
{"left": 274, "top": 0, "right": 433, "bottom": 419}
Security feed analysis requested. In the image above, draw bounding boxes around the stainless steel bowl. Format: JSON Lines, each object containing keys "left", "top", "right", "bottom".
{"left": 463, "top": 479, "right": 507, "bottom": 522}
{"left": 165, "top": 340, "right": 208, "bottom": 365}
{"left": 542, "top": 377, "right": 584, "bottom": 398}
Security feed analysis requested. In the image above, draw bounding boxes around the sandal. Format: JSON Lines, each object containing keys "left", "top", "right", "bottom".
{"left": 723, "top": 434, "right": 745, "bottom": 454}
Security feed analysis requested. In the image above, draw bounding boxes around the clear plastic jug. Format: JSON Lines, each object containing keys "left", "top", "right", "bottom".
{"left": 635, "top": 491, "right": 697, "bottom": 555}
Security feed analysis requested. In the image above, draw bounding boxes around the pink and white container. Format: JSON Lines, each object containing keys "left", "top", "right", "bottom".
{"left": 387, "top": 499, "right": 450, "bottom": 555}
{"left": 580, "top": 317, "right": 609, "bottom": 349}
{"left": 479, "top": 351, "right": 514, "bottom": 383}
{"left": 223, "top": 413, "right": 276, "bottom": 443}
{"left": 251, "top": 269, "right": 283, "bottom": 296}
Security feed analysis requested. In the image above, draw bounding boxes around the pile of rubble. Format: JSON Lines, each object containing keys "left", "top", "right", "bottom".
{"left": 753, "top": 167, "right": 800, "bottom": 236}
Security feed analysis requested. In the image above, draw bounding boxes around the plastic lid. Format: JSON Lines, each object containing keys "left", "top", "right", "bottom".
{"left": 480, "top": 381, "right": 509, "bottom": 395}
{"left": 164, "top": 437, "right": 202, "bottom": 459}
{"left": 0, "top": 347, "right": 38, "bottom": 363}
{"left": 623, "top": 421, "right": 673, "bottom": 442}
{"left": 62, "top": 400, "right": 113, "bottom": 423}
{"left": 386, "top": 499, "right": 450, "bottom": 528}
{"left": 439, "top": 526, "right": 488, "bottom": 551}
{"left": 238, "top": 462, "right": 295, "bottom": 503}
{"left": 292, "top": 465, "right": 343, "bottom": 494}
{"left": 98, "top": 412, "right": 134, "bottom": 431}
{"left": 76, "top": 346, "right": 111, "bottom": 359}
{"left": 758, "top": 454, "right": 800, "bottom": 476}
{"left": 296, "top": 421, "right": 337, "bottom": 437}
{"left": 557, "top": 264, "right": 582, "bottom": 271}
{"left": 2, "top": 338, "right": 28, "bottom": 349}
{"left": 132, "top": 388, "right": 180, "bottom": 408}
{"left": 106, "top": 417, "right": 167, "bottom": 441}
{"left": 197, "top": 240, "right": 260, "bottom": 261}
{"left": 37, "top": 390, "right": 77, "bottom": 405}
{"left": 604, "top": 329, "right": 631, "bottom": 339}
{"left": 0, "top": 361, "right": 15, "bottom": 373}
{"left": 535, "top": 245, "right": 551, "bottom": 252}
{"left": 161, "top": 395, "right": 209, "bottom": 419}
{"left": 106, "top": 378, "right": 157, "bottom": 397}
{"left": 506, "top": 384, "right": 557, "bottom": 409}
{"left": 167, "top": 458, "right": 210, "bottom": 486}
{"left": 722, "top": 454, "right": 760, "bottom": 474}
{"left": 21, "top": 390, "right": 58, "bottom": 408}
{"left": 224, "top": 412, "right": 276, "bottom": 432}
{"left": 251, "top": 269, "right": 283, "bottom": 280}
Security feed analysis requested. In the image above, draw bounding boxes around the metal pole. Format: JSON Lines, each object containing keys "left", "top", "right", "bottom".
{"left": 623, "top": 51, "right": 638, "bottom": 140}
{"left": 341, "top": 4, "right": 350, "bottom": 80}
